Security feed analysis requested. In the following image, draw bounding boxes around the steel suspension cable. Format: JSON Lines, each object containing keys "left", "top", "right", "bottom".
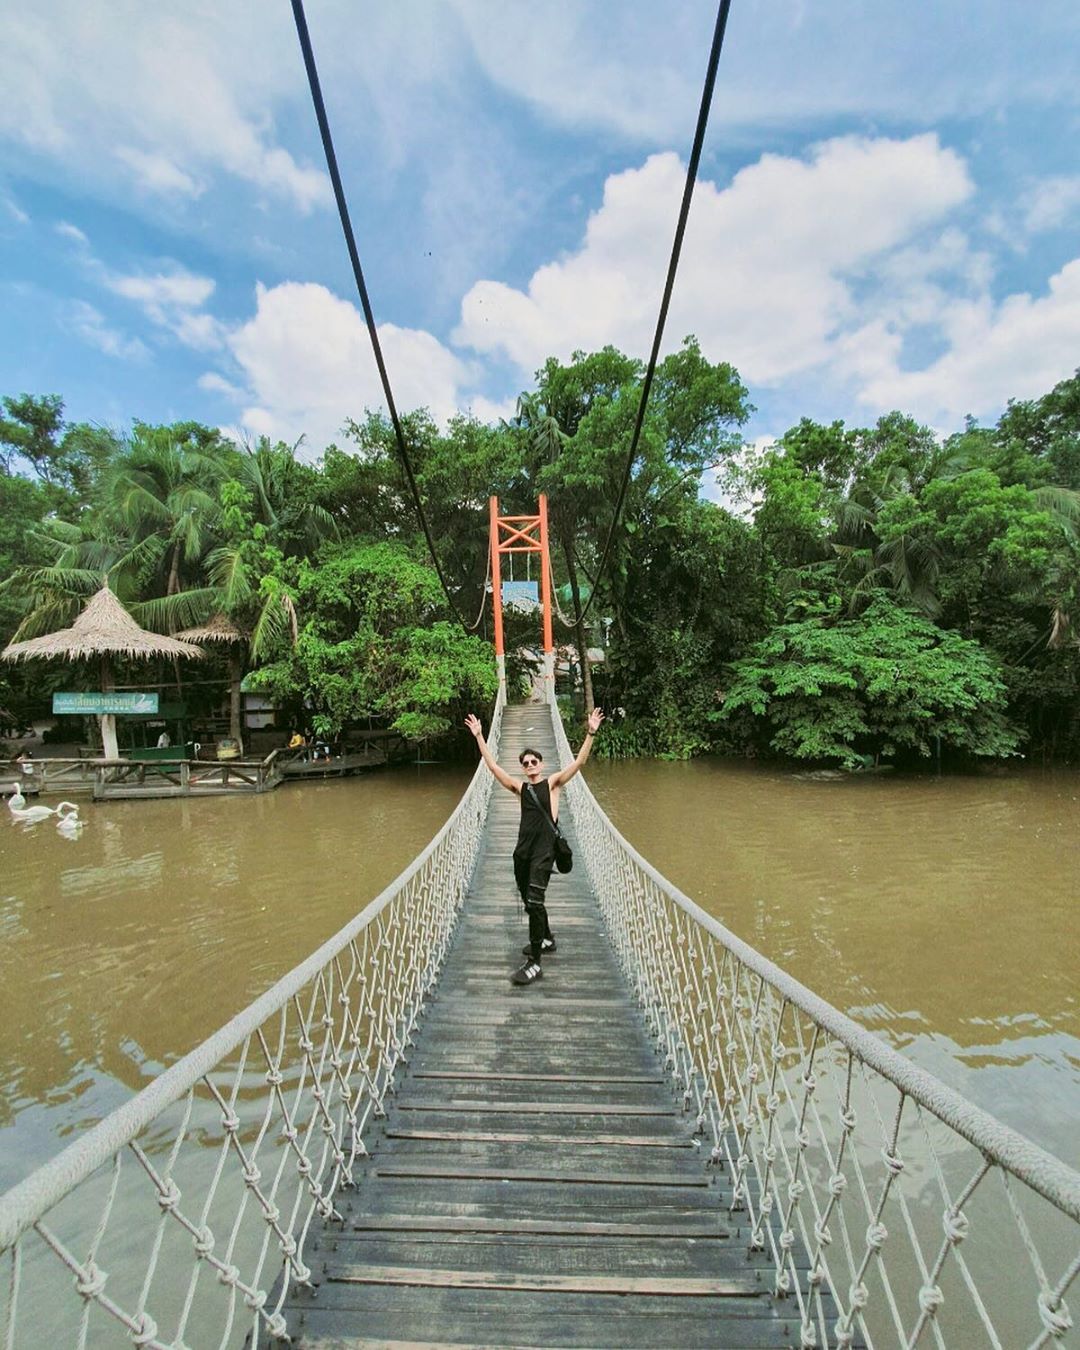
{"left": 290, "top": 0, "right": 472, "bottom": 628}
{"left": 567, "top": 0, "right": 734, "bottom": 629}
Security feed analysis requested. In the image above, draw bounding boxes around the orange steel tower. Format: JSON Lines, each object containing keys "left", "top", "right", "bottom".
{"left": 489, "top": 496, "right": 554, "bottom": 693}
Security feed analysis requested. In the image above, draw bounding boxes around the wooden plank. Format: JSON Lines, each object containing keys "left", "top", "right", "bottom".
{"left": 324, "top": 1264, "right": 759, "bottom": 1297}
{"left": 408, "top": 1071, "right": 664, "bottom": 1084}
{"left": 396, "top": 1100, "right": 677, "bottom": 1116}
{"left": 384, "top": 1128, "right": 693, "bottom": 1149}
{"left": 371, "top": 1164, "right": 709, "bottom": 1188}
{"left": 342, "top": 1215, "right": 730, "bottom": 1240}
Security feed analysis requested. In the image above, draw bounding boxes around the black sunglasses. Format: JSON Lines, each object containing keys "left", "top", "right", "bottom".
{"left": 521, "top": 757, "right": 539, "bottom": 767}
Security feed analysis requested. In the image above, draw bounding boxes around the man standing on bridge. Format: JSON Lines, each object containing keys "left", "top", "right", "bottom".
{"left": 465, "top": 708, "right": 604, "bottom": 986}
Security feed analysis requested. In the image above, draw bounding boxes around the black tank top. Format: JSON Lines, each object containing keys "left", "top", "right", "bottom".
{"left": 517, "top": 777, "right": 555, "bottom": 845}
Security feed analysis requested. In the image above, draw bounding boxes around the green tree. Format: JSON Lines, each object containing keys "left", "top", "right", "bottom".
{"left": 719, "top": 598, "right": 1021, "bottom": 767}
{"left": 250, "top": 542, "right": 496, "bottom": 741}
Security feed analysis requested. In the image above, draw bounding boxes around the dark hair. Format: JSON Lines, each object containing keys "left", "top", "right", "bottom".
{"left": 518, "top": 747, "right": 544, "bottom": 765}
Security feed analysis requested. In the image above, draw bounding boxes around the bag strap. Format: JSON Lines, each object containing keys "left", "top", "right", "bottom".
{"left": 524, "top": 782, "right": 563, "bottom": 839}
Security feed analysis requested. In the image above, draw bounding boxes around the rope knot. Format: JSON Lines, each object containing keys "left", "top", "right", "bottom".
{"left": 296, "top": 1156, "right": 312, "bottom": 1176}
{"left": 840, "top": 1107, "right": 857, "bottom": 1131}
{"left": 765, "top": 1093, "right": 780, "bottom": 1116}
{"left": 787, "top": 1180, "right": 805, "bottom": 1202}
{"left": 75, "top": 1261, "right": 107, "bottom": 1299}
{"left": 194, "top": 1226, "right": 215, "bottom": 1257}
{"left": 849, "top": 1281, "right": 869, "bottom": 1311}
{"left": 801, "top": 1071, "right": 817, "bottom": 1093}
{"left": 265, "top": 1311, "right": 291, "bottom": 1340}
{"left": 881, "top": 1148, "right": 904, "bottom": 1177}
{"left": 795, "top": 1127, "right": 810, "bottom": 1150}
{"left": 298, "top": 1037, "right": 315, "bottom": 1054}
{"left": 221, "top": 1110, "right": 241, "bottom": 1134}
{"left": 157, "top": 1179, "right": 181, "bottom": 1212}
{"left": 242, "top": 1163, "right": 262, "bottom": 1185}
{"left": 1037, "top": 1293, "right": 1073, "bottom": 1336}
{"left": 217, "top": 1265, "right": 240, "bottom": 1288}
{"left": 244, "top": 1288, "right": 268, "bottom": 1312}
{"left": 943, "top": 1209, "right": 969, "bottom": 1244}
{"left": 834, "top": 1323, "right": 855, "bottom": 1348}
{"left": 280, "top": 1235, "right": 297, "bottom": 1257}
{"left": 746, "top": 1064, "right": 760, "bottom": 1084}
{"left": 265, "top": 1068, "right": 283, "bottom": 1087}
{"left": 779, "top": 1228, "right": 796, "bottom": 1251}
{"left": 813, "top": 1220, "right": 832, "bottom": 1247}
{"left": 918, "top": 1284, "right": 944, "bottom": 1316}
{"left": 866, "top": 1221, "right": 888, "bottom": 1251}
{"left": 772, "top": 1042, "right": 786, "bottom": 1061}
{"left": 763, "top": 1146, "right": 777, "bottom": 1165}
{"left": 827, "top": 1172, "right": 847, "bottom": 1197}
{"left": 800, "top": 1321, "right": 818, "bottom": 1347}
{"left": 131, "top": 1312, "right": 159, "bottom": 1346}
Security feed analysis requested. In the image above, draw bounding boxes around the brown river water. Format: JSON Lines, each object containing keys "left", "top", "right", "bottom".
{"left": 1, "top": 756, "right": 1077, "bottom": 1197}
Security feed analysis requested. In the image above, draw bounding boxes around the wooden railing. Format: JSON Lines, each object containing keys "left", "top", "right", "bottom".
{"left": 3, "top": 749, "right": 291, "bottom": 799}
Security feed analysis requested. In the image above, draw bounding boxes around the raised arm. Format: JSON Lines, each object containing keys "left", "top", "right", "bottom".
{"left": 465, "top": 714, "right": 520, "bottom": 794}
{"left": 550, "top": 708, "right": 604, "bottom": 787}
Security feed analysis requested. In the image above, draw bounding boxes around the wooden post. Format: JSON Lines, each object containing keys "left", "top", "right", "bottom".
{"left": 99, "top": 655, "right": 120, "bottom": 761}
{"left": 489, "top": 496, "right": 506, "bottom": 693}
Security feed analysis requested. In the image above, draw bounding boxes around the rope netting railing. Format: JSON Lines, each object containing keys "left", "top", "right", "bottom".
{"left": 0, "top": 689, "right": 504, "bottom": 1349}
{"left": 547, "top": 690, "right": 1080, "bottom": 1349}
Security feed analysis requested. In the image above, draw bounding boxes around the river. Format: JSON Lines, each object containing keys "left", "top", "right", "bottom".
{"left": 1, "top": 755, "right": 1077, "bottom": 1197}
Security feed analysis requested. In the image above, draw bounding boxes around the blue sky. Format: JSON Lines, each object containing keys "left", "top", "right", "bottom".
{"left": 3, "top": 0, "right": 1080, "bottom": 476}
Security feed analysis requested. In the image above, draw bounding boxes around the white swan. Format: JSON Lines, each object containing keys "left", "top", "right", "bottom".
{"left": 6, "top": 785, "right": 78, "bottom": 825}
{"left": 56, "top": 802, "right": 83, "bottom": 837}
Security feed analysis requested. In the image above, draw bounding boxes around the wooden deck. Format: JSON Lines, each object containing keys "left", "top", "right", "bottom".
{"left": 281, "top": 704, "right": 796, "bottom": 1347}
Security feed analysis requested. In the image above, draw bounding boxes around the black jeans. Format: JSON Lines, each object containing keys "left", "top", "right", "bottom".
{"left": 513, "top": 842, "right": 555, "bottom": 961}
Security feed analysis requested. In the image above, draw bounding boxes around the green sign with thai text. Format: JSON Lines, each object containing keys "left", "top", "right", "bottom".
{"left": 53, "top": 692, "right": 160, "bottom": 715}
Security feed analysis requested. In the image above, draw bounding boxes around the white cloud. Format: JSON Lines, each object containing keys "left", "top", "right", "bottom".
{"left": 55, "top": 221, "right": 89, "bottom": 246}
{"left": 455, "top": 135, "right": 973, "bottom": 385}
{"left": 225, "top": 281, "right": 477, "bottom": 452}
{"left": 115, "top": 146, "right": 203, "bottom": 198}
{"left": 847, "top": 259, "right": 1080, "bottom": 422}
{"left": 197, "top": 371, "right": 243, "bottom": 400}
{"left": 0, "top": 3, "right": 329, "bottom": 213}
{"left": 1024, "top": 176, "right": 1080, "bottom": 233}
{"left": 450, "top": 0, "right": 1080, "bottom": 143}
{"left": 2, "top": 190, "right": 29, "bottom": 225}
{"left": 66, "top": 301, "right": 148, "bottom": 362}
{"left": 106, "top": 268, "right": 215, "bottom": 318}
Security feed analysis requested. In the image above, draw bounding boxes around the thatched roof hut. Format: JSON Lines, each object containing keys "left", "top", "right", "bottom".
{"left": 174, "top": 613, "right": 246, "bottom": 646}
{"left": 1, "top": 584, "right": 204, "bottom": 759}
{"left": 1, "top": 585, "right": 205, "bottom": 663}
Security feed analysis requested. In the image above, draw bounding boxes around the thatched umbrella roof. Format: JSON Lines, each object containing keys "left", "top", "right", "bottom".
{"left": 175, "top": 612, "right": 247, "bottom": 645}
{"left": 1, "top": 585, "right": 205, "bottom": 663}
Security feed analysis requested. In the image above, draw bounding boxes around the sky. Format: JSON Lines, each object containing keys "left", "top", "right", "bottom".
{"left": 3, "top": 0, "right": 1080, "bottom": 481}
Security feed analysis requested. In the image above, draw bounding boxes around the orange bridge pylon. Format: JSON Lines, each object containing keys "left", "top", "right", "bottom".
{"left": 489, "top": 495, "right": 555, "bottom": 692}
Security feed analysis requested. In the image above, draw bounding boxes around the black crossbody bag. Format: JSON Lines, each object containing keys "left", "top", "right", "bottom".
{"left": 524, "top": 783, "right": 574, "bottom": 873}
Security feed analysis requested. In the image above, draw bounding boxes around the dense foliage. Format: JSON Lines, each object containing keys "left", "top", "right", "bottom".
{"left": 1, "top": 353, "right": 1079, "bottom": 765}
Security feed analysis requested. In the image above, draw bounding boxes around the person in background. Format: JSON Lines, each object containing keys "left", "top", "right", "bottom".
{"left": 156, "top": 730, "right": 171, "bottom": 749}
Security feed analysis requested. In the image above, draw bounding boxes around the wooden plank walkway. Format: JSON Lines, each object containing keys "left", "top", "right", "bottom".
{"left": 281, "top": 704, "right": 797, "bottom": 1348}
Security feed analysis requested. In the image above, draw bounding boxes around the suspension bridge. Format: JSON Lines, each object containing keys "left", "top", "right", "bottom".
{"left": 2, "top": 2, "right": 1078, "bottom": 1344}
{"left": 1, "top": 659, "right": 1078, "bottom": 1348}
